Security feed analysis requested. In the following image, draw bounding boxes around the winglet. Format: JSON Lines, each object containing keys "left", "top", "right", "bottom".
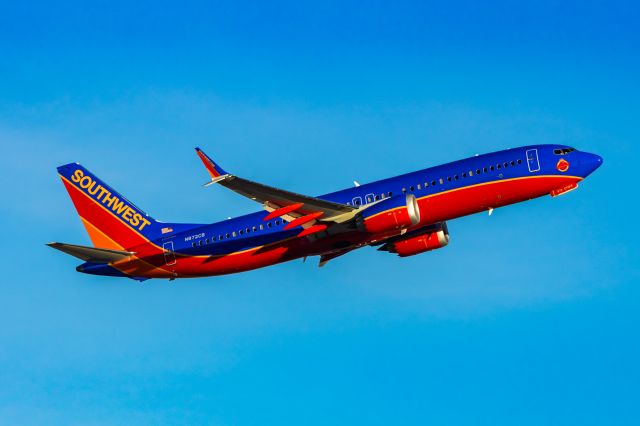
{"left": 195, "top": 147, "right": 228, "bottom": 179}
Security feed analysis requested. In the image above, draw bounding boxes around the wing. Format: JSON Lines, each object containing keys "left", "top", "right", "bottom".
{"left": 195, "top": 148, "right": 358, "bottom": 228}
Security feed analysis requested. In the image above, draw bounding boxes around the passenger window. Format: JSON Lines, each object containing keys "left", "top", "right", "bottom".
{"left": 496, "top": 164, "right": 501, "bottom": 170}
{"left": 476, "top": 169, "right": 481, "bottom": 174}
{"left": 267, "top": 222, "right": 272, "bottom": 228}
{"left": 447, "top": 177, "right": 452, "bottom": 182}
{"left": 417, "top": 184, "right": 421, "bottom": 190}
{"left": 517, "top": 159, "right": 522, "bottom": 164}
{"left": 192, "top": 242, "right": 196, "bottom": 247}
{"left": 198, "top": 240, "right": 202, "bottom": 246}
{"left": 439, "top": 178, "right": 444, "bottom": 184}
{"left": 388, "top": 192, "right": 392, "bottom": 197}
{"left": 259, "top": 224, "right": 264, "bottom": 230}
{"left": 510, "top": 161, "right": 515, "bottom": 166}
{"left": 232, "top": 231, "right": 237, "bottom": 237}
{"left": 239, "top": 230, "right": 243, "bottom": 235}
{"left": 454, "top": 175, "right": 459, "bottom": 180}
{"left": 226, "top": 233, "right": 230, "bottom": 238}
{"left": 484, "top": 167, "right": 488, "bottom": 173}
{"left": 409, "top": 186, "right": 414, "bottom": 191}
{"left": 205, "top": 239, "right": 209, "bottom": 244}
{"left": 432, "top": 180, "right": 437, "bottom": 186}
{"left": 468, "top": 171, "right": 473, "bottom": 176}
{"left": 402, "top": 188, "right": 406, "bottom": 193}
{"left": 490, "top": 166, "right": 495, "bottom": 171}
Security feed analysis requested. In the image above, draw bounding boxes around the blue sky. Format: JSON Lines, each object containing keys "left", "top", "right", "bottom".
{"left": 1, "top": 1, "right": 639, "bottom": 424}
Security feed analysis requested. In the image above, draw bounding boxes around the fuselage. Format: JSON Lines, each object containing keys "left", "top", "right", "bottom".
{"left": 80, "top": 144, "right": 603, "bottom": 279}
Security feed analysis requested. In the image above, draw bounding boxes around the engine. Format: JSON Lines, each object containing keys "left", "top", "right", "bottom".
{"left": 357, "top": 194, "right": 421, "bottom": 234}
{"left": 378, "top": 222, "right": 450, "bottom": 257}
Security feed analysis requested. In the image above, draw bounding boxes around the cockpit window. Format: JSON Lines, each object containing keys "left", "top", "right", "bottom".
{"left": 554, "top": 148, "right": 575, "bottom": 155}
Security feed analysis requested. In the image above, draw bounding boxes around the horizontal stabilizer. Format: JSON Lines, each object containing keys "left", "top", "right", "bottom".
{"left": 47, "top": 242, "right": 135, "bottom": 263}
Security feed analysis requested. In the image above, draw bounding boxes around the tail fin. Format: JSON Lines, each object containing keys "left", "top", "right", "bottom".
{"left": 57, "top": 163, "right": 160, "bottom": 250}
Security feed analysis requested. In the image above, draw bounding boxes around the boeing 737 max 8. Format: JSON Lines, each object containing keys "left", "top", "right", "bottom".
{"left": 48, "top": 145, "right": 603, "bottom": 280}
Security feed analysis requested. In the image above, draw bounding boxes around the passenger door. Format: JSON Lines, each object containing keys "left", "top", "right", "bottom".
{"left": 526, "top": 149, "right": 541, "bottom": 172}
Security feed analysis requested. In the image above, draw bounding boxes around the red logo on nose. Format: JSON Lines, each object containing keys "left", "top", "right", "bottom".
{"left": 556, "top": 158, "right": 570, "bottom": 172}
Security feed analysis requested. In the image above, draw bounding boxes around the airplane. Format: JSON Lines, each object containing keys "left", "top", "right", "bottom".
{"left": 48, "top": 145, "right": 603, "bottom": 281}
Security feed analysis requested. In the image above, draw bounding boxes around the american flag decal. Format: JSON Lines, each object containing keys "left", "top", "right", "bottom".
{"left": 161, "top": 227, "right": 173, "bottom": 234}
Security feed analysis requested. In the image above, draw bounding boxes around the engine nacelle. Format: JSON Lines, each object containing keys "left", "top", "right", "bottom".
{"left": 357, "top": 194, "right": 421, "bottom": 234}
{"left": 378, "top": 223, "right": 450, "bottom": 257}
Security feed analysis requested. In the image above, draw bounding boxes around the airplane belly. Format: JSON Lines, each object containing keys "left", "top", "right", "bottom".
{"left": 418, "top": 175, "right": 582, "bottom": 224}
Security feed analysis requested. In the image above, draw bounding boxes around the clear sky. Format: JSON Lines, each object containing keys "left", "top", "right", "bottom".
{"left": 1, "top": 1, "right": 638, "bottom": 424}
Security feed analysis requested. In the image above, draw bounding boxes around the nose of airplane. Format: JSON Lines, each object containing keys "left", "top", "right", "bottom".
{"left": 582, "top": 152, "right": 603, "bottom": 177}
